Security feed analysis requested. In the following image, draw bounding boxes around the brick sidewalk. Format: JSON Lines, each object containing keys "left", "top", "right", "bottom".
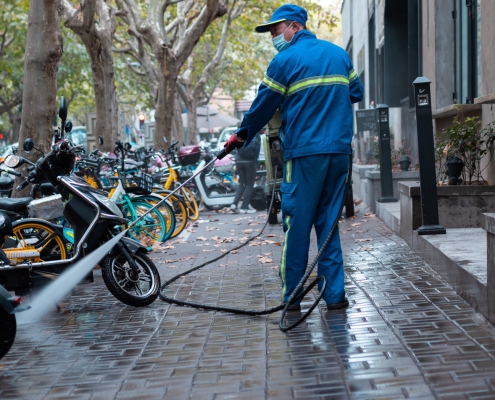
{"left": 1, "top": 205, "right": 495, "bottom": 399}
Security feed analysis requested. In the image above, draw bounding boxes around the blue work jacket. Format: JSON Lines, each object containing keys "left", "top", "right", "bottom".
{"left": 241, "top": 30, "right": 364, "bottom": 160}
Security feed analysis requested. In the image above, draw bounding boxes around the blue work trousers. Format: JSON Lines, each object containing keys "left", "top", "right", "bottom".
{"left": 279, "top": 153, "right": 349, "bottom": 305}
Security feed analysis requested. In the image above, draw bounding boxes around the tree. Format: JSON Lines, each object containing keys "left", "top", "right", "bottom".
{"left": 62, "top": 0, "right": 120, "bottom": 152}
{"left": 176, "top": 0, "right": 247, "bottom": 144}
{"left": 116, "top": 0, "right": 227, "bottom": 148}
{"left": 16, "top": 0, "right": 63, "bottom": 197}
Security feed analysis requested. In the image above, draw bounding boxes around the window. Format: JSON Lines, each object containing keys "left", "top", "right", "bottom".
{"left": 454, "top": 0, "right": 481, "bottom": 104}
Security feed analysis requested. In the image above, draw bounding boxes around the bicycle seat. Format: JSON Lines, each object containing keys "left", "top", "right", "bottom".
{"left": 0, "top": 197, "right": 32, "bottom": 211}
{"left": 0, "top": 176, "right": 13, "bottom": 189}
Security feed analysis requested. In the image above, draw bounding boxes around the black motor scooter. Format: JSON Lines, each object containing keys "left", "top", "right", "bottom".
{"left": 0, "top": 284, "right": 28, "bottom": 360}
{"left": 1, "top": 97, "right": 160, "bottom": 307}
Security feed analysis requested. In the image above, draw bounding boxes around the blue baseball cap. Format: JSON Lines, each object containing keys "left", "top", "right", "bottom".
{"left": 255, "top": 4, "right": 308, "bottom": 33}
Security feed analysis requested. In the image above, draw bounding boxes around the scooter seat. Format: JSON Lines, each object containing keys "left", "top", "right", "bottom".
{"left": 0, "top": 197, "right": 32, "bottom": 211}
{"left": 0, "top": 176, "right": 13, "bottom": 189}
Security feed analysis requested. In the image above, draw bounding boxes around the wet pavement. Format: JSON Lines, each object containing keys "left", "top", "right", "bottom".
{"left": 1, "top": 204, "right": 495, "bottom": 399}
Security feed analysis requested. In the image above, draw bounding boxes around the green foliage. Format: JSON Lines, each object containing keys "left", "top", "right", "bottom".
{"left": 435, "top": 111, "right": 495, "bottom": 185}
{"left": 181, "top": 0, "right": 339, "bottom": 102}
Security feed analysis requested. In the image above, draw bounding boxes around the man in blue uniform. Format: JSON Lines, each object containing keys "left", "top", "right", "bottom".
{"left": 224, "top": 4, "right": 364, "bottom": 310}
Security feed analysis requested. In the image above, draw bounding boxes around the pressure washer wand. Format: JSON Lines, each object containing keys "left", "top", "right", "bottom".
{"left": 126, "top": 149, "right": 228, "bottom": 231}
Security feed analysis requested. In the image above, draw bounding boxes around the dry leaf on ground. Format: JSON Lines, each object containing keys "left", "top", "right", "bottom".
{"left": 166, "top": 260, "right": 177, "bottom": 263}
{"left": 259, "top": 257, "right": 273, "bottom": 264}
{"left": 167, "top": 265, "right": 178, "bottom": 268}
{"left": 358, "top": 247, "right": 372, "bottom": 252}
{"left": 357, "top": 238, "right": 373, "bottom": 242}
{"left": 196, "top": 236, "right": 209, "bottom": 241}
{"left": 179, "top": 256, "right": 194, "bottom": 261}
{"left": 353, "top": 199, "right": 363, "bottom": 205}
{"left": 350, "top": 223, "right": 361, "bottom": 227}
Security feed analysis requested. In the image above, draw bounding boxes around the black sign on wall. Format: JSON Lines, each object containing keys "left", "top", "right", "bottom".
{"left": 355, "top": 109, "right": 377, "bottom": 131}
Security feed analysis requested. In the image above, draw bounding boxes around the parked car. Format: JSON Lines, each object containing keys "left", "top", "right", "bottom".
{"left": 67, "top": 126, "right": 87, "bottom": 149}
{"left": 217, "top": 126, "right": 238, "bottom": 150}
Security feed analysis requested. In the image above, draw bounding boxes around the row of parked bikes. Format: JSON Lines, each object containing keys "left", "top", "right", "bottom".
{"left": 0, "top": 97, "right": 272, "bottom": 361}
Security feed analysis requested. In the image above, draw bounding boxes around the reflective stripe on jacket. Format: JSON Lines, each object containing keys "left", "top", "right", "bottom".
{"left": 241, "top": 30, "right": 364, "bottom": 161}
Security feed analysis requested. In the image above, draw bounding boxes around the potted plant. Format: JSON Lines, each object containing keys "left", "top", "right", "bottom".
{"left": 436, "top": 111, "right": 495, "bottom": 185}
{"left": 391, "top": 139, "right": 412, "bottom": 171}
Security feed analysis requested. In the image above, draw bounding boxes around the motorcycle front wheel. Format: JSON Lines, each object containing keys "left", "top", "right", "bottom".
{"left": 0, "top": 307, "right": 16, "bottom": 360}
{"left": 101, "top": 250, "right": 160, "bottom": 307}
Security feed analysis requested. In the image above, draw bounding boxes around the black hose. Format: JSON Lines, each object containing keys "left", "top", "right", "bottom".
{"left": 158, "top": 155, "right": 353, "bottom": 332}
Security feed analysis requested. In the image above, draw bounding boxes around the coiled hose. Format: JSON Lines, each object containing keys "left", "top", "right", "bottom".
{"left": 158, "top": 155, "right": 352, "bottom": 332}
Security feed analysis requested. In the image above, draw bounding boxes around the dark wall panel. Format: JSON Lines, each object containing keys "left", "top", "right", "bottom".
{"left": 384, "top": 0, "right": 409, "bottom": 106}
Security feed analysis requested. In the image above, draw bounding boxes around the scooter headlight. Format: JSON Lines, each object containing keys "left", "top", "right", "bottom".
{"left": 92, "top": 193, "right": 123, "bottom": 218}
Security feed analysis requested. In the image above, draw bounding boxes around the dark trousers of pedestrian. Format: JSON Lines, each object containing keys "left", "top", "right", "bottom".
{"left": 233, "top": 161, "right": 257, "bottom": 209}
{"left": 279, "top": 153, "right": 349, "bottom": 305}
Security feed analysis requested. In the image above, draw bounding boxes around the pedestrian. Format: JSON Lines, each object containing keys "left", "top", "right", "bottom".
{"left": 223, "top": 4, "right": 364, "bottom": 310}
{"left": 230, "top": 133, "right": 261, "bottom": 214}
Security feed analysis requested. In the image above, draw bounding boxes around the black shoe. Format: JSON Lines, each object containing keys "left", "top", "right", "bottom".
{"left": 286, "top": 303, "right": 301, "bottom": 311}
{"left": 326, "top": 298, "right": 349, "bottom": 310}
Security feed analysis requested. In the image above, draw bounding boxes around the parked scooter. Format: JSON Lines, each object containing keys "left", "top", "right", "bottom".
{"left": 0, "top": 97, "right": 160, "bottom": 307}
{"left": 193, "top": 149, "right": 268, "bottom": 212}
{"left": 0, "top": 284, "right": 28, "bottom": 360}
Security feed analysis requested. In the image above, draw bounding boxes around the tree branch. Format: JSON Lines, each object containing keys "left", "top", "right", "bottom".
{"left": 61, "top": 0, "right": 96, "bottom": 34}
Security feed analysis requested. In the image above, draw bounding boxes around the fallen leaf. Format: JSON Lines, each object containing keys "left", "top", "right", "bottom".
{"left": 166, "top": 260, "right": 177, "bottom": 263}
{"left": 220, "top": 249, "right": 228, "bottom": 253}
{"left": 259, "top": 257, "right": 273, "bottom": 264}
{"left": 202, "top": 249, "right": 214, "bottom": 252}
{"left": 357, "top": 238, "right": 373, "bottom": 242}
{"left": 168, "top": 265, "right": 178, "bottom": 268}
{"left": 363, "top": 213, "right": 376, "bottom": 218}
{"left": 265, "top": 234, "right": 277, "bottom": 237}
{"left": 358, "top": 247, "right": 372, "bottom": 252}
{"left": 197, "top": 236, "right": 209, "bottom": 241}
{"left": 231, "top": 250, "right": 238, "bottom": 254}
{"left": 179, "top": 256, "right": 194, "bottom": 261}
{"left": 353, "top": 199, "right": 363, "bottom": 206}
{"left": 271, "top": 266, "right": 279, "bottom": 269}
{"left": 162, "top": 245, "right": 175, "bottom": 249}
{"left": 350, "top": 223, "right": 361, "bottom": 227}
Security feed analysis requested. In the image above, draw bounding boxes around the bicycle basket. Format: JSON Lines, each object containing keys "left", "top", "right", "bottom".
{"left": 112, "top": 171, "right": 153, "bottom": 195}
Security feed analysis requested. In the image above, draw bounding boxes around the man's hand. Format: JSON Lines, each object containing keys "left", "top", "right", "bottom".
{"left": 217, "top": 127, "right": 248, "bottom": 159}
{"left": 224, "top": 131, "right": 246, "bottom": 154}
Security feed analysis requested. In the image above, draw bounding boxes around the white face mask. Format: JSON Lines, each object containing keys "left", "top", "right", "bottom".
{"left": 272, "top": 23, "right": 293, "bottom": 52}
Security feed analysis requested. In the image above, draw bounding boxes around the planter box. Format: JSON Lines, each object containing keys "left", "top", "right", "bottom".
{"left": 399, "top": 181, "right": 495, "bottom": 245}
{"left": 351, "top": 164, "right": 377, "bottom": 202}
{"left": 364, "top": 170, "right": 420, "bottom": 211}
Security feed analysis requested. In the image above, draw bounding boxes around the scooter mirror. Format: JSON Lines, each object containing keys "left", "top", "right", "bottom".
{"left": 98, "top": 135, "right": 104, "bottom": 145}
{"left": 59, "top": 97, "right": 67, "bottom": 121}
{"left": 124, "top": 142, "right": 132, "bottom": 150}
{"left": 23, "top": 138, "right": 35, "bottom": 152}
{"left": 65, "top": 120, "right": 73, "bottom": 133}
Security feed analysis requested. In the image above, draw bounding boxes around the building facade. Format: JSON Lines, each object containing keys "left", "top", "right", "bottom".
{"left": 342, "top": 0, "right": 495, "bottom": 182}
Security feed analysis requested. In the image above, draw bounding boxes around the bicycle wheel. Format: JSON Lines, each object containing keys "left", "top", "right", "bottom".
{"left": 134, "top": 195, "right": 176, "bottom": 242}
{"left": 3, "top": 220, "right": 68, "bottom": 263}
{"left": 122, "top": 201, "right": 166, "bottom": 243}
{"left": 153, "top": 190, "right": 187, "bottom": 238}
{"left": 180, "top": 186, "right": 199, "bottom": 221}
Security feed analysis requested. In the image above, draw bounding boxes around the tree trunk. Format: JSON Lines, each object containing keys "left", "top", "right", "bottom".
{"left": 63, "top": 0, "right": 118, "bottom": 153}
{"left": 185, "top": 99, "right": 198, "bottom": 145}
{"left": 16, "top": 0, "right": 62, "bottom": 198}
{"left": 172, "top": 95, "right": 185, "bottom": 145}
{"left": 80, "top": 33, "right": 119, "bottom": 152}
{"left": 153, "top": 56, "right": 178, "bottom": 149}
